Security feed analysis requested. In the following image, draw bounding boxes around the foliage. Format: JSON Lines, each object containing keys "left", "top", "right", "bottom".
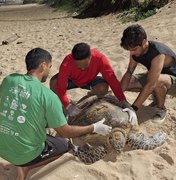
{"left": 73, "top": 0, "right": 94, "bottom": 14}
{"left": 46, "top": 0, "right": 78, "bottom": 12}
{"left": 23, "top": 0, "right": 170, "bottom": 21}
{"left": 23, "top": 0, "right": 46, "bottom": 4}
{"left": 119, "top": 6, "right": 157, "bottom": 22}
{"left": 119, "top": 0, "right": 169, "bottom": 22}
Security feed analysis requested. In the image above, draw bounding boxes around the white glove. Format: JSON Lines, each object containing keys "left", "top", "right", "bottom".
{"left": 66, "top": 103, "right": 81, "bottom": 117}
{"left": 93, "top": 118, "right": 112, "bottom": 136}
{"left": 122, "top": 108, "right": 138, "bottom": 125}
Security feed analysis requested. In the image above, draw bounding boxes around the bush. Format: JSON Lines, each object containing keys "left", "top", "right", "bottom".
{"left": 119, "top": 0, "right": 169, "bottom": 22}
{"left": 23, "top": 0, "right": 46, "bottom": 4}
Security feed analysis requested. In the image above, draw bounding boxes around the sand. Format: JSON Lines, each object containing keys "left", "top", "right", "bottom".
{"left": 0, "top": 2, "right": 176, "bottom": 180}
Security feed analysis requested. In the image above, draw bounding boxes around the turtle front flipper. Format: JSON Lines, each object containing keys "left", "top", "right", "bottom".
{"left": 68, "top": 140, "right": 107, "bottom": 164}
{"left": 127, "top": 132, "right": 167, "bottom": 150}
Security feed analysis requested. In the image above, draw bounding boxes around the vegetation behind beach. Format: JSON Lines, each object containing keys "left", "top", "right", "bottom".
{"left": 22, "top": 0, "right": 170, "bottom": 21}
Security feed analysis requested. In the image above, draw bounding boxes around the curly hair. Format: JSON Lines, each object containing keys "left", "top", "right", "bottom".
{"left": 120, "top": 24, "right": 147, "bottom": 50}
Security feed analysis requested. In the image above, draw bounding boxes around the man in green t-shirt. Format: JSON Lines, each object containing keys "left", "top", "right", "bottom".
{"left": 0, "top": 48, "right": 112, "bottom": 180}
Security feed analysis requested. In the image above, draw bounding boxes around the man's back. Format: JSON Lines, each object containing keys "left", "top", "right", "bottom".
{"left": 132, "top": 41, "right": 176, "bottom": 76}
{"left": 0, "top": 73, "right": 66, "bottom": 165}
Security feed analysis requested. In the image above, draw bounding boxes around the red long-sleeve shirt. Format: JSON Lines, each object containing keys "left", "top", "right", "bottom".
{"left": 55, "top": 49, "right": 126, "bottom": 107}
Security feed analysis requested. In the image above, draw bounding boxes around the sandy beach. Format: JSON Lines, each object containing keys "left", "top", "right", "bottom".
{"left": 0, "top": 2, "right": 176, "bottom": 180}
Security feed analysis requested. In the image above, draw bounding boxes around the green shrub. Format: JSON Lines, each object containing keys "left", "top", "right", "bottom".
{"left": 23, "top": 0, "right": 46, "bottom": 4}
{"left": 119, "top": 0, "right": 168, "bottom": 22}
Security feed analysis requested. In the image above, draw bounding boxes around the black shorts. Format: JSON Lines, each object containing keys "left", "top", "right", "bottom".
{"left": 18, "top": 135, "right": 69, "bottom": 167}
{"left": 67, "top": 76, "right": 107, "bottom": 90}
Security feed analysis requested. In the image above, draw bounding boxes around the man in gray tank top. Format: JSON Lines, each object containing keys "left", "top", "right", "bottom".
{"left": 120, "top": 24, "right": 176, "bottom": 123}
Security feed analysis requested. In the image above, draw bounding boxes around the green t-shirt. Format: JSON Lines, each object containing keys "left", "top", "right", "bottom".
{"left": 0, "top": 73, "right": 67, "bottom": 165}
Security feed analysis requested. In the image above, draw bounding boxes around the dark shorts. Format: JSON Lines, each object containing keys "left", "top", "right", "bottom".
{"left": 18, "top": 135, "right": 68, "bottom": 167}
{"left": 134, "top": 73, "right": 176, "bottom": 96}
{"left": 67, "top": 76, "right": 107, "bottom": 90}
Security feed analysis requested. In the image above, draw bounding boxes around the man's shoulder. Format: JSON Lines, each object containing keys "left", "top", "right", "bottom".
{"left": 41, "top": 86, "right": 62, "bottom": 107}
{"left": 61, "top": 53, "right": 73, "bottom": 67}
{"left": 91, "top": 49, "right": 107, "bottom": 61}
{"left": 6, "top": 73, "right": 21, "bottom": 78}
{"left": 149, "top": 40, "right": 175, "bottom": 57}
{"left": 63, "top": 53, "right": 73, "bottom": 61}
{"left": 3, "top": 73, "right": 24, "bottom": 82}
{"left": 149, "top": 40, "right": 168, "bottom": 50}
{"left": 91, "top": 49, "right": 102, "bottom": 56}
{"left": 41, "top": 85, "right": 59, "bottom": 98}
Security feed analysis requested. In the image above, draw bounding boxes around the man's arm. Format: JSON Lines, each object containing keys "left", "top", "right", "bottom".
{"left": 100, "top": 54, "right": 126, "bottom": 101}
{"left": 55, "top": 58, "right": 71, "bottom": 107}
{"left": 133, "top": 54, "right": 165, "bottom": 108}
{"left": 54, "top": 118, "right": 112, "bottom": 138}
{"left": 120, "top": 54, "right": 137, "bottom": 92}
{"left": 54, "top": 124, "right": 94, "bottom": 138}
{"left": 98, "top": 54, "right": 138, "bottom": 125}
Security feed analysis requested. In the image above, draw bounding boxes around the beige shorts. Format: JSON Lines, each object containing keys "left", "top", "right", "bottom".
{"left": 134, "top": 73, "right": 176, "bottom": 97}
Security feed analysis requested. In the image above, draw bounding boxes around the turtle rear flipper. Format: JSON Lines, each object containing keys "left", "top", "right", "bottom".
{"left": 68, "top": 140, "right": 107, "bottom": 164}
{"left": 127, "top": 132, "right": 167, "bottom": 150}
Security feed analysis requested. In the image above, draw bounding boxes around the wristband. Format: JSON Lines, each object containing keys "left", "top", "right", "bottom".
{"left": 131, "top": 105, "right": 138, "bottom": 111}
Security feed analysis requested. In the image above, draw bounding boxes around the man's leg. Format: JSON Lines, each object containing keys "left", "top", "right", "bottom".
{"left": 126, "top": 74, "right": 158, "bottom": 106}
{"left": 151, "top": 74, "right": 172, "bottom": 123}
{"left": 50, "top": 73, "right": 109, "bottom": 98}
{"left": 154, "top": 74, "right": 172, "bottom": 108}
{"left": 50, "top": 73, "right": 78, "bottom": 92}
{"left": 91, "top": 82, "right": 108, "bottom": 98}
{"left": 87, "top": 76, "right": 108, "bottom": 98}
{"left": 50, "top": 73, "right": 58, "bottom": 93}
{"left": 125, "top": 75, "right": 145, "bottom": 92}
{"left": 16, "top": 166, "right": 29, "bottom": 180}
{"left": 16, "top": 135, "right": 69, "bottom": 180}
{"left": 16, "top": 156, "right": 60, "bottom": 180}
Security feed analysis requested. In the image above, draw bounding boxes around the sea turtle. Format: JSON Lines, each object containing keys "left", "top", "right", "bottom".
{"left": 68, "top": 93, "right": 167, "bottom": 164}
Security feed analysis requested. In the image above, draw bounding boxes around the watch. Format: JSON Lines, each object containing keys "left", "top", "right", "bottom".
{"left": 131, "top": 105, "right": 138, "bottom": 111}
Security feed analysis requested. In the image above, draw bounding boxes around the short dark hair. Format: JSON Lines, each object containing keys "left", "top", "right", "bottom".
{"left": 25, "top": 48, "right": 52, "bottom": 71}
{"left": 72, "top": 42, "right": 91, "bottom": 60}
{"left": 120, "top": 24, "right": 147, "bottom": 50}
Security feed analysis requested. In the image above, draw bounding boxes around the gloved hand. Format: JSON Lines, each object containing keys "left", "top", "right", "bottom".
{"left": 122, "top": 108, "right": 138, "bottom": 125}
{"left": 93, "top": 118, "right": 112, "bottom": 136}
{"left": 66, "top": 103, "right": 81, "bottom": 117}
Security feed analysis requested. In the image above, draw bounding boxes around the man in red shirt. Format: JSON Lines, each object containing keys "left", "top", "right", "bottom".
{"left": 50, "top": 42, "right": 137, "bottom": 124}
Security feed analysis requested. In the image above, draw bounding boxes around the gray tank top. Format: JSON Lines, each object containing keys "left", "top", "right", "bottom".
{"left": 132, "top": 41, "right": 176, "bottom": 76}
